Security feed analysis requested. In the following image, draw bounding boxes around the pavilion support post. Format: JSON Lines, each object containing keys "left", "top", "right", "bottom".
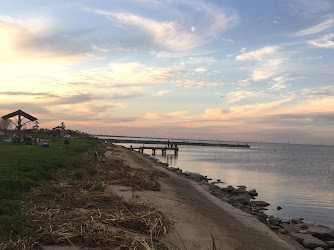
{"left": 18, "top": 114, "right": 22, "bottom": 144}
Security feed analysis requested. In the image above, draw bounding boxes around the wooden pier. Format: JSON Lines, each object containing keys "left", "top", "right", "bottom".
{"left": 130, "top": 146, "right": 179, "bottom": 155}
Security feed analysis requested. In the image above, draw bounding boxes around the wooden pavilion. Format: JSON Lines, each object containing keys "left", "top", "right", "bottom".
{"left": 2, "top": 110, "right": 38, "bottom": 144}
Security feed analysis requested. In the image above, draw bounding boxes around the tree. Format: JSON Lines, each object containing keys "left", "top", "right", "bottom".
{"left": 60, "top": 122, "right": 66, "bottom": 130}
{"left": 0, "top": 118, "right": 11, "bottom": 130}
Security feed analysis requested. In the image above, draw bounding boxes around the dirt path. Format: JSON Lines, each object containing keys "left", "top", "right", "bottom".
{"left": 106, "top": 145, "right": 299, "bottom": 250}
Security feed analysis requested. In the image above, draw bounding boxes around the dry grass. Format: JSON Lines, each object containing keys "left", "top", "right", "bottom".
{"left": 0, "top": 144, "right": 173, "bottom": 250}
{"left": 100, "top": 157, "right": 168, "bottom": 191}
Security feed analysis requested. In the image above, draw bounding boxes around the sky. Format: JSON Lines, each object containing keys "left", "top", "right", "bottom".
{"left": 0, "top": 0, "right": 334, "bottom": 144}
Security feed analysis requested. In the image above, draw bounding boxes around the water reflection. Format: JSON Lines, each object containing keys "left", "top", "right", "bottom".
{"left": 160, "top": 153, "right": 179, "bottom": 165}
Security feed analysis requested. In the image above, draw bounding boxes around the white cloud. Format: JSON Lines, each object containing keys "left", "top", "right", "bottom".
{"left": 308, "top": 33, "right": 334, "bottom": 48}
{"left": 238, "top": 79, "right": 251, "bottom": 85}
{"left": 150, "top": 51, "right": 215, "bottom": 59}
{"left": 305, "top": 56, "right": 323, "bottom": 60}
{"left": 91, "top": 44, "right": 109, "bottom": 53}
{"left": 269, "top": 76, "right": 289, "bottom": 90}
{"left": 155, "top": 90, "right": 170, "bottom": 96}
{"left": 68, "top": 62, "right": 178, "bottom": 87}
{"left": 293, "top": 15, "right": 334, "bottom": 36}
{"left": 252, "top": 71, "right": 275, "bottom": 81}
{"left": 0, "top": 15, "right": 97, "bottom": 63}
{"left": 226, "top": 90, "right": 259, "bottom": 103}
{"left": 235, "top": 46, "right": 283, "bottom": 82}
{"left": 100, "top": 11, "right": 198, "bottom": 50}
{"left": 63, "top": 61, "right": 229, "bottom": 89}
{"left": 195, "top": 68, "right": 206, "bottom": 72}
{"left": 236, "top": 46, "right": 278, "bottom": 61}
{"left": 167, "top": 111, "right": 188, "bottom": 117}
{"left": 90, "top": 2, "right": 238, "bottom": 51}
{"left": 186, "top": 57, "right": 216, "bottom": 64}
{"left": 302, "top": 86, "right": 334, "bottom": 96}
{"left": 287, "top": 0, "right": 333, "bottom": 16}
{"left": 174, "top": 79, "right": 227, "bottom": 87}
{"left": 0, "top": 15, "right": 56, "bottom": 35}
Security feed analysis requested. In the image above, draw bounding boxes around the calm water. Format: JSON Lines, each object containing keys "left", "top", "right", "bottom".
{"left": 99, "top": 136, "right": 334, "bottom": 229}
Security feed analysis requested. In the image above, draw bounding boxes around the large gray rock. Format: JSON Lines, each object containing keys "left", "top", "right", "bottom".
{"left": 256, "top": 212, "right": 268, "bottom": 219}
{"left": 302, "top": 234, "right": 327, "bottom": 249}
{"left": 269, "top": 225, "right": 280, "bottom": 231}
{"left": 299, "top": 223, "right": 309, "bottom": 229}
{"left": 168, "top": 167, "right": 178, "bottom": 172}
{"left": 192, "top": 173, "right": 205, "bottom": 181}
{"left": 252, "top": 206, "right": 265, "bottom": 212}
{"left": 306, "top": 225, "right": 333, "bottom": 240}
{"left": 176, "top": 170, "right": 183, "bottom": 175}
{"left": 281, "top": 219, "right": 290, "bottom": 224}
{"left": 248, "top": 189, "right": 258, "bottom": 196}
{"left": 211, "top": 191, "right": 229, "bottom": 201}
{"left": 250, "top": 201, "right": 270, "bottom": 207}
{"left": 291, "top": 233, "right": 307, "bottom": 243}
{"left": 221, "top": 185, "right": 235, "bottom": 192}
{"left": 299, "top": 229, "right": 308, "bottom": 234}
{"left": 231, "top": 186, "right": 247, "bottom": 194}
{"left": 326, "top": 241, "right": 334, "bottom": 248}
{"left": 231, "top": 193, "right": 251, "bottom": 204}
{"left": 284, "top": 223, "right": 310, "bottom": 235}
{"left": 291, "top": 217, "right": 304, "bottom": 224}
{"left": 209, "top": 184, "right": 221, "bottom": 191}
{"left": 269, "top": 217, "right": 281, "bottom": 226}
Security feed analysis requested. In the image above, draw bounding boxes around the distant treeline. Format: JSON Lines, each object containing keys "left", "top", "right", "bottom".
{"left": 0, "top": 128, "right": 89, "bottom": 138}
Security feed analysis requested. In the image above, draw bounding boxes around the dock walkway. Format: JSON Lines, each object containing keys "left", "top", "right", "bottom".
{"left": 130, "top": 146, "right": 179, "bottom": 155}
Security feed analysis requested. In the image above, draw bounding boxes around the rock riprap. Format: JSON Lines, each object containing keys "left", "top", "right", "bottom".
{"left": 148, "top": 155, "right": 334, "bottom": 250}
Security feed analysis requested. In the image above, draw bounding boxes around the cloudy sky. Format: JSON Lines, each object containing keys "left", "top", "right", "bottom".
{"left": 1, "top": 0, "right": 334, "bottom": 144}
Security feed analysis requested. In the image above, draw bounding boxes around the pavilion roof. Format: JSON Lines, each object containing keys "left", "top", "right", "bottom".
{"left": 2, "top": 109, "right": 37, "bottom": 121}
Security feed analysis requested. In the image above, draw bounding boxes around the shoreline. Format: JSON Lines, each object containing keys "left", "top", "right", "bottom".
{"left": 131, "top": 145, "right": 334, "bottom": 249}
{"left": 117, "top": 140, "right": 334, "bottom": 231}
{"left": 113, "top": 144, "right": 297, "bottom": 249}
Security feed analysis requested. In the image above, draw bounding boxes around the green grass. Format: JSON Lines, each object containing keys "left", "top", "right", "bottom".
{"left": 89, "top": 184, "right": 105, "bottom": 192}
{"left": 0, "top": 137, "right": 98, "bottom": 242}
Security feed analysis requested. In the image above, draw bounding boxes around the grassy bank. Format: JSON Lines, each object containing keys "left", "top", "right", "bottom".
{"left": 0, "top": 137, "right": 98, "bottom": 242}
